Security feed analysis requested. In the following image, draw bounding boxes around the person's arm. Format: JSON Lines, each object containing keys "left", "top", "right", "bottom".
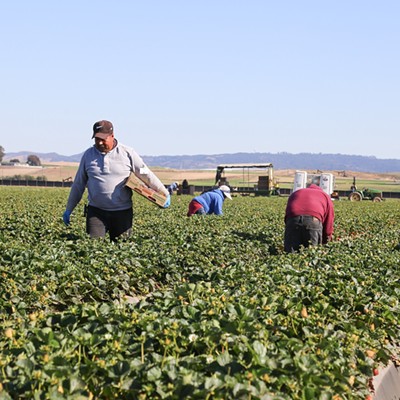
{"left": 322, "top": 198, "right": 334, "bottom": 243}
{"left": 214, "top": 193, "right": 224, "bottom": 215}
{"left": 63, "top": 155, "right": 88, "bottom": 224}
{"left": 284, "top": 197, "right": 292, "bottom": 223}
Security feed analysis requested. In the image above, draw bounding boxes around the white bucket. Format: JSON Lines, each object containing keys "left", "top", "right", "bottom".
{"left": 293, "top": 171, "right": 307, "bottom": 192}
{"left": 320, "top": 173, "right": 334, "bottom": 196}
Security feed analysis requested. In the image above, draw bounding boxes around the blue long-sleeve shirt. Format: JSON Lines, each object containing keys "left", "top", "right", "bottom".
{"left": 167, "top": 182, "right": 178, "bottom": 194}
{"left": 193, "top": 189, "right": 226, "bottom": 215}
{"left": 66, "top": 141, "right": 168, "bottom": 212}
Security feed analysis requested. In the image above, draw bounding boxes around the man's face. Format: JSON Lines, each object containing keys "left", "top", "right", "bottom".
{"left": 94, "top": 134, "right": 114, "bottom": 153}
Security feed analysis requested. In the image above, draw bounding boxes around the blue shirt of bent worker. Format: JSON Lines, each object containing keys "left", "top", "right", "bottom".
{"left": 193, "top": 189, "right": 226, "bottom": 215}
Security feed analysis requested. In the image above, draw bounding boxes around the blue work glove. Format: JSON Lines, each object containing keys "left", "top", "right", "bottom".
{"left": 63, "top": 210, "right": 72, "bottom": 226}
{"left": 163, "top": 194, "right": 171, "bottom": 208}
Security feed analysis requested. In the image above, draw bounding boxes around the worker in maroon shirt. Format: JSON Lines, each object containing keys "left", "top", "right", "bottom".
{"left": 284, "top": 184, "right": 334, "bottom": 253}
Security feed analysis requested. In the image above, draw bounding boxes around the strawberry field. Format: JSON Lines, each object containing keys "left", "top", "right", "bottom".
{"left": 1, "top": 186, "right": 399, "bottom": 399}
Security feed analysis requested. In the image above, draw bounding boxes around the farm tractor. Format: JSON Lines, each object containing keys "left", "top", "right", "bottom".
{"left": 348, "top": 177, "right": 383, "bottom": 202}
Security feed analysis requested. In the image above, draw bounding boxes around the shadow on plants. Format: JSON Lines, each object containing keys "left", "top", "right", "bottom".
{"left": 59, "top": 232, "right": 82, "bottom": 241}
{"left": 232, "top": 230, "right": 279, "bottom": 255}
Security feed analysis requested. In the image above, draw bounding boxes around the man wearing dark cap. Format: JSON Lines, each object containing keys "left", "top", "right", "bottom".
{"left": 62, "top": 120, "right": 170, "bottom": 241}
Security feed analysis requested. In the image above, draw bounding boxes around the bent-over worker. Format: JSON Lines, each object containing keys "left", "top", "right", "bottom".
{"left": 167, "top": 181, "right": 179, "bottom": 195}
{"left": 284, "top": 184, "right": 334, "bottom": 253}
{"left": 187, "top": 185, "right": 232, "bottom": 216}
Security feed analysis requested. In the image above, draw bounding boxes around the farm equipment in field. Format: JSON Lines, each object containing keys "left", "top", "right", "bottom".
{"left": 348, "top": 177, "right": 383, "bottom": 202}
{"left": 215, "top": 163, "right": 280, "bottom": 196}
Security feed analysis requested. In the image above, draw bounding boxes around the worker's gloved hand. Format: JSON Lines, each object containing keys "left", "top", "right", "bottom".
{"left": 63, "top": 210, "right": 72, "bottom": 226}
{"left": 163, "top": 195, "right": 171, "bottom": 209}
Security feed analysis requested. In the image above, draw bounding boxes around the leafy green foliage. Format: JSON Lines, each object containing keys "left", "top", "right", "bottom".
{"left": 0, "top": 187, "right": 399, "bottom": 399}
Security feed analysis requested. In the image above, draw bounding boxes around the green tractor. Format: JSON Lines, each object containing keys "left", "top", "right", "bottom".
{"left": 348, "top": 177, "right": 383, "bottom": 202}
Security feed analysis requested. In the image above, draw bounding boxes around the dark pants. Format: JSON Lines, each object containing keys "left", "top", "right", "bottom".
{"left": 86, "top": 206, "right": 133, "bottom": 242}
{"left": 284, "top": 215, "right": 322, "bottom": 253}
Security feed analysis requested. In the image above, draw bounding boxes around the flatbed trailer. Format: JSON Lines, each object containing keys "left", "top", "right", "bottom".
{"left": 215, "top": 163, "right": 279, "bottom": 196}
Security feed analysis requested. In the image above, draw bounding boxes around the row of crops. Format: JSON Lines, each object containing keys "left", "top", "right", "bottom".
{"left": 1, "top": 186, "right": 399, "bottom": 399}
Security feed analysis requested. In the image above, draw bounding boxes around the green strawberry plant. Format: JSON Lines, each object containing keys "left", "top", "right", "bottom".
{"left": 0, "top": 187, "right": 399, "bottom": 399}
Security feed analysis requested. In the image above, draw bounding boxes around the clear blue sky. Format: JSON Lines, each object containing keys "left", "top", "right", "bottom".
{"left": 1, "top": 1, "right": 399, "bottom": 159}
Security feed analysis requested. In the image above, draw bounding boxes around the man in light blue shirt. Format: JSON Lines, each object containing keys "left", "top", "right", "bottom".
{"left": 63, "top": 120, "right": 170, "bottom": 241}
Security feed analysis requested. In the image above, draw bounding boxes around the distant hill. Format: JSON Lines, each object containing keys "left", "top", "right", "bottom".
{"left": 145, "top": 152, "right": 400, "bottom": 173}
{"left": 4, "top": 151, "right": 84, "bottom": 163}
{"left": 3, "top": 151, "right": 400, "bottom": 173}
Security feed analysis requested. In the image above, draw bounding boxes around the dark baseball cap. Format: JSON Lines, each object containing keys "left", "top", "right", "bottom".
{"left": 92, "top": 120, "right": 114, "bottom": 139}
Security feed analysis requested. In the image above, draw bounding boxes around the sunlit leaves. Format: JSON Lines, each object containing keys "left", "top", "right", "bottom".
{"left": 0, "top": 187, "right": 399, "bottom": 398}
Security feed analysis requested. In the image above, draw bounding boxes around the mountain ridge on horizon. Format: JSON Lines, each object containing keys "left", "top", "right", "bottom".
{"left": 3, "top": 150, "right": 400, "bottom": 173}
